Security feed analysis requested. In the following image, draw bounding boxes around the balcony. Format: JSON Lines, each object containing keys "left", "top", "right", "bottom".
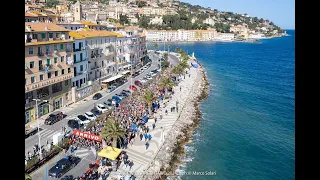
{"left": 39, "top": 64, "right": 53, "bottom": 71}
{"left": 25, "top": 73, "right": 74, "bottom": 93}
{"left": 90, "top": 66, "right": 100, "bottom": 70}
{"left": 66, "top": 48, "right": 73, "bottom": 53}
{"left": 37, "top": 52, "right": 44, "bottom": 57}
{"left": 74, "top": 58, "right": 88, "bottom": 64}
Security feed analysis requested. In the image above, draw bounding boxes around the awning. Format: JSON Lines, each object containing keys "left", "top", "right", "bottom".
{"left": 98, "top": 146, "right": 122, "bottom": 160}
{"left": 191, "top": 62, "right": 198, "bottom": 68}
{"left": 101, "top": 74, "right": 123, "bottom": 83}
{"left": 121, "top": 70, "right": 131, "bottom": 75}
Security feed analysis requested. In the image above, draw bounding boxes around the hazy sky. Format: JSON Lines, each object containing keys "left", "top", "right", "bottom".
{"left": 180, "top": 0, "right": 295, "bottom": 29}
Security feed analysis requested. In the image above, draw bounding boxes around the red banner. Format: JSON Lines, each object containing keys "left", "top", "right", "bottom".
{"left": 73, "top": 130, "right": 102, "bottom": 142}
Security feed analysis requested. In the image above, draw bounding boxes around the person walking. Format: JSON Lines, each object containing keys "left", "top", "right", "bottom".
{"left": 160, "top": 114, "right": 163, "bottom": 120}
{"left": 129, "top": 161, "right": 134, "bottom": 171}
{"left": 145, "top": 141, "right": 149, "bottom": 150}
{"left": 180, "top": 86, "right": 182, "bottom": 91}
{"left": 139, "top": 133, "right": 143, "bottom": 141}
{"left": 154, "top": 117, "right": 157, "bottom": 123}
{"left": 144, "top": 133, "right": 148, "bottom": 141}
{"left": 165, "top": 109, "right": 168, "bottom": 115}
{"left": 152, "top": 123, "right": 155, "bottom": 130}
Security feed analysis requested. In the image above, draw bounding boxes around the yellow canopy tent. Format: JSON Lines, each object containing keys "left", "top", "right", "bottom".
{"left": 98, "top": 146, "right": 122, "bottom": 160}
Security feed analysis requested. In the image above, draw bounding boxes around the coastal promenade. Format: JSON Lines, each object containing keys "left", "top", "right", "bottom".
{"left": 108, "top": 57, "right": 203, "bottom": 179}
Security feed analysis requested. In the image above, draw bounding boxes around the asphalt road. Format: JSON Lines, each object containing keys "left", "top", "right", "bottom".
{"left": 29, "top": 51, "right": 179, "bottom": 179}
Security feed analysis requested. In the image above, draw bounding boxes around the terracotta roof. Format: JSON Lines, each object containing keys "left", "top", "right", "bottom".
{"left": 71, "top": 29, "right": 117, "bottom": 38}
{"left": 25, "top": 22, "right": 69, "bottom": 32}
{"left": 80, "top": 21, "right": 99, "bottom": 26}
{"left": 109, "top": 32, "right": 125, "bottom": 38}
{"left": 25, "top": 4, "right": 40, "bottom": 8}
{"left": 25, "top": 12, "right": 37, "bottom": 17}
{"left": 31, "top": 10, "right": 47, "bottom": 16}
{"left": 25, "top": 39, "right": 74, "bottom": 46}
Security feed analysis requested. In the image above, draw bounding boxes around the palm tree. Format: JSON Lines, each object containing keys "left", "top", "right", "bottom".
{"left": 159, "top": 77, "right": 175, "bottom": 98}
{"left": 100, "top": 119, "right": 127, "bottom": 149}
{"left": 142, "top": 91, "right": 155, "bottom": 114}
{"left": 163, "top": 53, "right": 169, "bottom": 61}
{"left": 179, "top": 60, "right": 189, "bottom": 71}
{"left": 167, "top": 45, "right": 171, "bottom": 53}
{"left": 171, "top": 65, "right": 183, "bottom": 75}
{"left": 153, "top": 43, "right": 158, "bottom": 52}
{"left": 25, "top": 174, "right": 32, "bottom": 180}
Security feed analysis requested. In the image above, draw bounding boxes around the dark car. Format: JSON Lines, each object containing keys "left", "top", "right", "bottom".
{"left": 44, "top": 111, "right": 64, "bottom": 125}
{"left": 93, "top": 93, "right": 102, "bottom": 100}
{"left": 122, "top": 90, "right": 131, "bottom": 96}
{"left": 67, "top": 120, "right": 80, "bottom": 129}
{"left": 118, "top": 79, "right": 128, "bottom": 84}
{"left": 48, "top": 156, "right": 81, "bottom": 178}
{"left": 132, "top": 72, "right": 139, "bottom": 78}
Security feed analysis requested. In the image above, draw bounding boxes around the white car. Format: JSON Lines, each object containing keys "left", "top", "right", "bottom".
{"left": 143, "top": 66, "right": 148, "bottom": 70}
{"left": 75, "top": 115, "right": 90, "bottom": 125}
{"left": 146, "top": 75, "right": 152, "bottom": 80}
{"left": 140, "top": 78, "right": 148, "bottom": 83}
{"left": 84, "top": 112, "right": 97, "bottom": 121}
{"left": 96, "top": 104, "right": 108, "bottom": 113}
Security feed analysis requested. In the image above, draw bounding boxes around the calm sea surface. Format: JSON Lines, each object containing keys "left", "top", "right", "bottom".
{"left": 147, "top": 30, "right": 295, "bottom": 180}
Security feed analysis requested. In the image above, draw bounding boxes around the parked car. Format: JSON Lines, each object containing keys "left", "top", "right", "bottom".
{"left": 48, "top": 156, "right": 81, "bottom": 178}
{"left": 143, "top": 66, "right": 148, "bottom": 70}
{"left": 150, "top": 72, "right": 157, "bottom": 77}
{"left": 119, "top": 79, "right": 128, "bottom": 84}
{"left": 115, "top": 93, "right": 126, "bottom": 100}
{"left": 84, "top": 112, "right": 96, "bottom": 121}
{"left": 107, "top": 86, "right": 116, "bottom": 93}
{"left": 140, "top": 78, "right": 148, "bottom": 83}
{"left": 104, "top": 102, "right": 114, "bottom": 109}
{"left": 96, "top": 104, "right": 108, "bottom": 113}
{"left": 93, "top": 93, "right": 102, "bottom": 100}
{"left": 44, "top": 111, "right": 64, "bottom": 125}
{"left": 122, "top": 90, "right": 131, "bottom": 96}
{"left": 112, "top": 96, "right": 122, "bottom": 103}
{"left": 75, "top": 115, "right": 90, "bottom": 125}
{"left": 146, "top": 75, "right": 152, "bottom": 80}
{"left": 112, "top": 83, "right": 120, "bottom": 87}
{"left": 67, "top": 120, "right": 80, "bottom": 129}
{"left": 134, "top": 80, "right": 143, "bottom": 87}
{"left": 129, "top": 85, "right": 137, "bottom": 91}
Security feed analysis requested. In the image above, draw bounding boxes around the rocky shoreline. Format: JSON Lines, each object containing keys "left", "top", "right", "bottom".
{"left": 141, "top": 62, "right": 209, "bottom": 180}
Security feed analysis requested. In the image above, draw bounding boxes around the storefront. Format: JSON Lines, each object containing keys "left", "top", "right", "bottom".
{"left": 38, "top": 102, "right": 50, "bottom": 117}
{"left": 25, "top": 108, "right": 35, "bottom": 124}
{"left": 53, "top": 96, "right": 62, "bottom": 110}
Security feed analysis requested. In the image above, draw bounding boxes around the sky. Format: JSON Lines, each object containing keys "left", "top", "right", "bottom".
{"left": 180, "top": 0, "right": 295, "bottom": 29}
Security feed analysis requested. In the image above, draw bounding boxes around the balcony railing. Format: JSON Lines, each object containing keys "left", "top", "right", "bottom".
{"left": 39, "top": 64, "right": 53, "bottom": 71}
{"left": 37, "top": 52, "right": 44, "bottom": 57}
{"left": 66, "top": 48, "right": 73, "bottom": 53}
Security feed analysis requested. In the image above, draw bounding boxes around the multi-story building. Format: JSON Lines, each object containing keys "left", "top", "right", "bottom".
{"left": 25, "top": 22, "right": 74, "bottom": 124}
{"left": 69, "top": 32, "right": 88, "bottom": 88}
{"left": 57, "top": 22, "right": 85, "bottom": 31}
{"left": 73, "top": 30, "right": 117, "bottom": 82}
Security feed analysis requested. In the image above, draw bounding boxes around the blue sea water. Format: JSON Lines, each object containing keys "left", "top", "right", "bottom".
{"left": 148, "top": 30, "right": 295, "bottom": 180}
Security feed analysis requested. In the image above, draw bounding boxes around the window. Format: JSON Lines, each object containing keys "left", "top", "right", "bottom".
{"left": 41, "top": 33, "right": 46, "bottom": 39}
{"left": 29, "top": 47, "right": 33, "bottom": 54}
{"left": 29, "top": 61, "right": 34, "bottom": 69}
{"left": 54, "top": 57, "right": 58, "bottom": 63}
{"left": 80, "top": 65, "right": 83, "bottom": 71}
{"left": 46, "top": 45, "right": 50, "bottom": 53}
{"left": 60, "top": 44, "right": 64, "bottom": 50}
{"left": 55, "top": 71, "right": 58, "bottom": 77}
{"left": 105, "top": 39, "right": 107, "bottom": 43}
{"left": 40, "top": 74, "right": 43, "bottom": 81}
{"left": 73, "top": 54, "right": 76, "bottom": 62}
{"left": 31, "top": 76, "right": 35, "bottom": 83}
{"left": 83, "top": 78, "right": 86, "bottom": 84}
{"left": 61, "top": 56, "right": 64, "bottom": 62}
{"left": 65, "top": 80, "right": 69, "bottom": 86}
{"left": 54, "top": 45, "right": 57, "bottom": 51}
{"left": 48, "top": 72, "right": 51, "bottom": 78}
{"left": 71, "top": 27, "right": 73, "bottom": 30}
{"left": 80, "top": 53, "right": 83, "bottom": 61}
{"left": 52, "top": 82, "right": 63, "bottom": 94}
{"left": 46, "top": 59, "right": 51, "bottom": 65}
{"left": 68, "top": 68, "right": 71, "bottom": 73}
{"left": 39, "top": 60, "right": 43, "bottom": 70}
{"left": 49, "top": 33, "right": 53, "bottom": 38}
{"left": 62, "top": 69, "right": 65, "bottom": 75}
{"left": 37, "top": 87, "right": 49, "bottom": 99}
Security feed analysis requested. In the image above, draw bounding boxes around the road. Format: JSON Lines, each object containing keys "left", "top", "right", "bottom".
{"left": 29, "top": 51, "right": 179, "bottom": 179}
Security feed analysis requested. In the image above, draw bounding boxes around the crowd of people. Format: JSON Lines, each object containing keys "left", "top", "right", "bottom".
{"left": 64, "top": 66, "right": 184, "bottom": 179}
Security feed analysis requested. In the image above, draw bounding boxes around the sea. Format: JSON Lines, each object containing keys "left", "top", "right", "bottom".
{"left": 147, "top": 30, "right": 295, "bottom": 180}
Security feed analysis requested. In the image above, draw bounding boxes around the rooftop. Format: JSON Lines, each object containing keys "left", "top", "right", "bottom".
{"left": 25, "top": 22, "right": 69, "bottom": 32}
{"left": 70, "top": 29, "right": 117, "bottom": 39}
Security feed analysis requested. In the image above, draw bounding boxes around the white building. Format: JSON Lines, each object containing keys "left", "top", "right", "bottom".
{"left": 248, "top": 33, "right": 266, "bottom": 39}
{"left": 203, "top": 18, "right": 215, "bottom": 26}
{"left": 214, "top": 33, "right": 235, "bottom": 41}
{"left": 68, "top": 34, "right": 88, "bottom": 88}
{"left": 57, "top": 22, "right": 85, "bottom": 31}
{"left": 149, "top": 16, "right": 163, "bottom": 25}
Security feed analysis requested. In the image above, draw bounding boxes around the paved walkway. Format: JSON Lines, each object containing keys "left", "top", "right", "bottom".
{"left": 109, "top": 64, "right": 200, "bottom": 179}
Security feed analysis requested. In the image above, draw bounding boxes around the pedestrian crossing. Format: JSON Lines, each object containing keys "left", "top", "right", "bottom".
{"left": 39, "top": 129, "right": 62, "bottom": 139}
{"left": 74, "top": 148, "right": 91, "bottom": 159}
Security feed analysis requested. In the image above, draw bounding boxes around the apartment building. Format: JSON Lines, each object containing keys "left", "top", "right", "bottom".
{"left": 57, "top": 22, "right": 85, "bottom": 31}
{"left": 73, "top": 30, "right": 117, "bottom": 82}
{"left": 145, "top": 29, "right": 217, "bottom": 41}
{"left": 69, "top": 32, "right": 88, "bottom": 89}
{"left": 25, "top": 22, "right": 74, "bottom": 124}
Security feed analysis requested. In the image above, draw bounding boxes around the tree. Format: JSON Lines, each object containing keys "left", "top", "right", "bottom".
{"left": 119, "top": 14, "right": 129, "bottom": 25}
{"left": 167, "top": 45, "right": 171, "bottom": 53}
{"left": 159, "top": 77, "right": 175, "bottom": 98}
{"left": 153, "top": 43, "right": 158, "bottom": 51}
{"left": 171, "top": 65, "right": 183, "bottom": 75}
{"left": 138, "top": 15, "right": 150, "bottom": 28}
{"left": 45, "top": 0, "right": 59, "bottom": 8}
{"left": 100, "top": 119, "right": 127, "bottom": 149}
{"left": 136, "top": 0, "right": 147, "bottom": 8}
{"left": 163, "top": 53, "right": 169, "bottom": 61}
{"left": 179, "top": 60, "right": 189, "bottom": 71}
{"left": 142, "top": 91, "right": 155, "bottom": 114}
{"left": 25, "top": 174, "right": 32, "bottom": 180}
